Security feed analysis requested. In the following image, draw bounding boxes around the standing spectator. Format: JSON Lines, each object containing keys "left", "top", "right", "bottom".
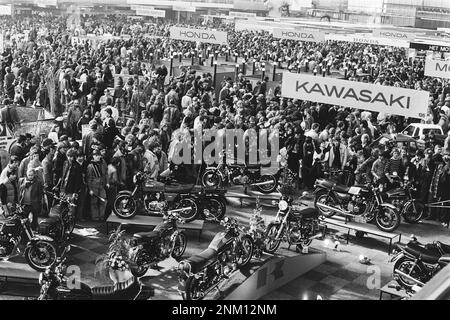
{"left": 87, "top": 149, "right": 107, "bottom": 221}
{"left": 18, "top": 168, "right": 43, "bottom": 231}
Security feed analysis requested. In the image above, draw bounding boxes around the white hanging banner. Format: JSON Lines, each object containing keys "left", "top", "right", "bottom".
{"left": 273, "top": 28, "right": 325, "bottom": 43}
{"left": 136, "top": 8, "right": 165, "bottom": 18}
{"left": 424, "top": 58, "right": 450, "bottom": 79}
{"left": 373, "top": 29, "right": 416, "bottom": 40}
{"left": 0, "top": 5, "right": 11, "bottom": 15}
{"left": 170, "top": 26, "right": 228, "bottom": 45}
{"left": 281, "top": 72, "right": 429, "bottom": 119}
{"left": 229, "top": 11, "right": 257, "bottom": 18}
{"left": 326, "top": 33, "right": 410, "bottom": 48}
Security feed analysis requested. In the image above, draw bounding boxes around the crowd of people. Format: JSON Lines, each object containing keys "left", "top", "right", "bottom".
{"left": 0, "top": 13, "right": 449, "bottom": 228}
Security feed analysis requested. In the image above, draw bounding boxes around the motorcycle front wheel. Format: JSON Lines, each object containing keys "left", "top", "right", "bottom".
{"left": 25, "top": 241, "right": 58, "bottom": 272}
{"left": 113, "top": 194, "right": 137, "bottom": 219}
{"left": 204, "top": 197, "right": 226, "bottom": 220}
{"left": 171, "top": 232, "right": 187, "bottom": 260}
{"left": 394, "top": 257, "right": 425, "bottom": 289}
{"left": 256, "top": 175, "right": 278, "bottom": 194}
{"left": 235, "top": 235, "right": 254, "bottom": 267}
{"left": 403, "top": 200, "right": 424, "bottom": 224}
{"left": 176, "top": 198, "right": 199, "bottom": 223}
{"left": 202, "top": 170, "right": 222, "bottom": 188}
{"left": 183, "top": 276, "right": 203, "bottom": 300}
{"left": 374, "top": 207, "right": 401, "bottom": 233}
{"left": 264, "top": 224, "right": 282, "bottom": 254}
{"left": 131, "top": 249, "right": 150, "bottom": 278}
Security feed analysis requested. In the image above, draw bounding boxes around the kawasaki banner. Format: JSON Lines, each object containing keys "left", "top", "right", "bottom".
{"left": 169, "top": 26, "right": 228, "bottom": 45}
{"left": 273, "top": 28, "right": 325, "bottom": 43}
{"left": 424, "top": 59, "right": 450, "bottom": 79}
{"left": 281, "top": 72, "right": 429, "bottom": 119}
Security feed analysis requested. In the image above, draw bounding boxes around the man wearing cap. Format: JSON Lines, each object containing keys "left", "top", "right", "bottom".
{"left": 86, "top": 149, "right": 107, "bottom": 221}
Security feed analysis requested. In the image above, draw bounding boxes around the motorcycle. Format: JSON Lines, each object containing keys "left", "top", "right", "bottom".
{"left": 38, "top": 245, "right": 153, "bottom": 300}
{"left": 391, "top": 236, "right": 450, "bottom": 290}
{"left": 0, "top": 204, "right": 58, "bottom": 272}
{"left": 246, "top": 205, "right": 267, "bottom": 259}
{"left": 384, "top": 175, "right": 424, "bottom": 224}
{"left": 193, "top": 187, "right": 227, "bottom": 221}
{"left": 113, "top": 172, "right": 199, "bottom": 222}
{"left": 265, "top": 193, "right": 325, "bottom": 254}
{"left": 177, "top": 215, "right": 254, "bottom": 300}
{"left": 128, "top": 209, "right": 188, "bottom": 277}
{"left": 39, "top": 192, "right": 78, "bottom": 243}
{"left": 201, "top": 150, "right": 279, "bottom": 194}
{"left": 314, "top": 179, "right": 401, "bottom": 232}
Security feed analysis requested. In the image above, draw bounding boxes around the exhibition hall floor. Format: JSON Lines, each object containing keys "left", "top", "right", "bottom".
{"left": 0, "top": 193, "right": 448, "bottom": 300}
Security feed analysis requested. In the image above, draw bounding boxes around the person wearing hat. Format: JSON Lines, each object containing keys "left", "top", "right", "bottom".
{"left": 10, "top": 135, "right": 27, "bottom": 162}
{"left": 82, "top": 120, "right": 99, "bottom": 159}
{"left": 86, "top": 149, "right": 107, "bottom": 221}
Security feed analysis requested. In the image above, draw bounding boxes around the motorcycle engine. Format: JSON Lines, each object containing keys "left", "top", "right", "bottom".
{"left": 0, "top": 233, "right": 16, "bottom": 257}
{"left": 145, "top": 194, "right": 168, "bottom": 212}
{"left": 348, "top": 196, "right": 365, "bottom": 214}
{"left": 218, "top": 249, "right": 236, "bottom": 276}
{"left": 159, "top": 237, "right": 171, "bottom": 258}
{"left": 233, "top": 175, "right": 249, "bottom": 185}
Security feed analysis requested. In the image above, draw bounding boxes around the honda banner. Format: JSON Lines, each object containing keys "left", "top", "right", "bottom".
{"left": 326, "top": 33, "right": 410, "bottom": 48}
{"left": 170, "top": 27, "right": 228, "bottom": 45}
{"left": 273, "top": 28, "right": 325, "bottom": 43}
{"left": 281, "top": 72, "right": 429, "bottom": 119}
{"left": 373, "top": 29, "right": 416, "bottom": 41}
{"left": 424, "top": 59, "right": 450, "bottom": 79}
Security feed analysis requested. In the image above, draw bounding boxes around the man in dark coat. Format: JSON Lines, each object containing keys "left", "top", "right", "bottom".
{"left": 19, "top": 168, "right": 43, "bottom": 230}
{"left": 56, "top": 148, "right": 83, "bottom": 197}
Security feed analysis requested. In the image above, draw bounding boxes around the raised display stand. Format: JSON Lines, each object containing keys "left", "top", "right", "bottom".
{"left": 106, "top": 214, "right": 204, "bottom": 240}
{"left": 226, "top": 189, "right": 282, "bottom": 207}
{"left": 323, "top": 217, "right": 402, "bottom": 254}
{"left": 0, "top": 259, "right": 40, "bottom": 297}
{"left": 140, "top": 247, "right": 326, "bottom": 300}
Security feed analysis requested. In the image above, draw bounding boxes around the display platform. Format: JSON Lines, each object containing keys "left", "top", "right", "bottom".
{"left": 322, "top": 217, "right": 402, "bottom": 254}
{"left": 106, "top": 214, "right": 205, "bottom": 239}
{"left": 0, "top": 258, "right": 41, "bottom": 297}
{"left": 226, "top": 189, "right": 282, "bottom": 207}
{"left": 138, "top": 246, "right": 326, "bottom": 301}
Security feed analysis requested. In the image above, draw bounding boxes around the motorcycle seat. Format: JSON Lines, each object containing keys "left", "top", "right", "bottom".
{"left": 133, "top": 231, "right": 160, "bottom": 240}
{"left": 405, "top": 243, "right": 441, "bottom": 264}
{"left": 436, "top": 241, "right": 450, "bottom": 254}
{"left": 186, "top": 248, "right": 217, "bottom": 273}
{"left": 332, "top": 184, "right": 350, "bottom": 194}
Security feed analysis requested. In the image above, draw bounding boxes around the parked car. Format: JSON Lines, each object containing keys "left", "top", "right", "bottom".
{"left": 401, "top": 123, "right": 445, "bottom": 149}
{"left": 370, "top": 134, "right": 419, "bottom": 157}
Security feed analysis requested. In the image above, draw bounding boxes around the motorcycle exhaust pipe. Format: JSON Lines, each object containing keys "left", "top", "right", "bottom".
{"left": 250, "top": 180, "right": 275, "bottom": 187}
{"left": 169, "top": 207, "right": 193, "bottom": 213}
{"left": 315, "top": 202, "right": 347, "bottom": 215}
{"left": 308, "top": 233, "right": 323, "bottom": 241}
{"left": 394, "top": 269, "right": 425, "bottom": 287}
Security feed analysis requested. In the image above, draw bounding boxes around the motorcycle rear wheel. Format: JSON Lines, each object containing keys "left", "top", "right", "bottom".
{"left": 264, "top": 224, "right": 282, "bottom": 254}
{"left": 184, "top": 276, "right": 203, "bottom": 300}
{"left": 176, "top": 198, "right": 199, "bottom": 223}
{"left": 202, "top": 170, "right": 222, "bottom": 188}
{"left": 403, "top": 200, "right": 424, "bottom": 224}
{"left": 314, "top": 190, "right": 336, "bottom": 218}
{"left": 171, "top": 232, "right": 187, "bottom": 260}
{"left": 205, "top": 197, "right": 226, "bottom": 220}
{"left": 394, "top": 257, "right": 425, "bottom": 289}
{"left": 113, "top": 194, "right": 137, "bottom": 219}
{"left": 25, "top": 241, "right": 58, "bottom": 272}
{"left": 375, "top": 207, "right": 401, "bottom": 232}
{"left": 256, "top": 175, "right": 278, "bottom": 194}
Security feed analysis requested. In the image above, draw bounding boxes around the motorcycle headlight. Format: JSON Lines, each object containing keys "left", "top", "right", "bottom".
{"left": 278, "top": 200, "right": 288, "bottom": 211}
{"left": 178, "top": 261, "right": 191, "bottom": 274}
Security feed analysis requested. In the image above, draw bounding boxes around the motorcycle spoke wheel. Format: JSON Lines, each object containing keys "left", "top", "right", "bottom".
{"left": 114, "top": 195, "right": 136, "bottom": 219}
{"left": 236, "top": 237, "right": 254, "bottom": 267}
{"left": 206, "top": 198, "right": 226, "bottom": 220}
{"left": 394, "top": 259, "right": 423, "bottom": 289}
{"left": 26, "top": 242, "right": 57, "bottom": 271}
{"left": 171, "top": 233, "right": 187, "bottom": 260}
{"left": 177, "top": 199, "right": 198, "bottom": 223}
{"left": 264, "top": 225, "right": 281, "bottom": 254}
{"left": 314, "top": 192, "right": 335, "bottom": 218}
{"left": 256, "top": 175, "right": 277, "bottom": 194}
{"left": 403, "top": 201, "right": 424, "bottom": 224}
{"left": 133, "top": 251, "right": 150, "bottom": 277}
{"left": 202, "top": 172, "right": 221, "bottom": 188}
